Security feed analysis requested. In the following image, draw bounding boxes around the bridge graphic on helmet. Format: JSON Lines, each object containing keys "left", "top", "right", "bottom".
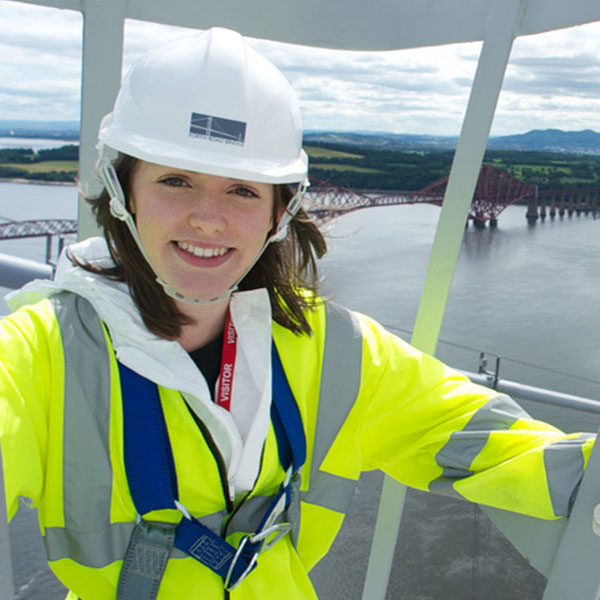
{"left": 189, "top": 112, "right": 246, "bottom": 146}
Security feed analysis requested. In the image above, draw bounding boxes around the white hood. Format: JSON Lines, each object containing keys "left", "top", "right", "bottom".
{"left": 6, "top": 237, "right": 274, "bottom": 495}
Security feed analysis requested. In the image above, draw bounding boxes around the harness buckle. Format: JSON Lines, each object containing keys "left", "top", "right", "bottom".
{"left": 223, "top": 535, "right": 259, "bottom": 591}
{"left": 251, "top": 522, "right": 292, "bottom": 553}
{"left": 223, "top": 522, "right": 292, "bottom": 590}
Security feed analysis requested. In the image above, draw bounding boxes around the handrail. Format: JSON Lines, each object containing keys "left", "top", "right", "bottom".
{"left": 0, "top": 252, "right": 54, "bottom": 289}
{"left": 463, "top": 370, "right": 600, "bottom": 414}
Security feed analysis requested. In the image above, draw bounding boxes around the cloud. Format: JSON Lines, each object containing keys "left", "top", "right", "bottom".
{"left": 0, "top": 2, "right": 81, "bottom": 54}
{"left": 1, "top": 2, "right": 600, "bottom": 136}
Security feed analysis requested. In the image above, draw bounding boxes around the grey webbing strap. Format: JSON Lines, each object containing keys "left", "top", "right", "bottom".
{"left": 117, "top": 520, "right": 175, "bottom": 600}
{"left": 287, "top": 471, "right": 302, "bottom": 546}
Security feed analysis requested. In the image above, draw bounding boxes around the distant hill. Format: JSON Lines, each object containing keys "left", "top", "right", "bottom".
{"left": 304, "top": 130, "right": 459, "bottom": 151}
{"left": 304, "top": 129, "right": 600, "bottom": 155}
{"left": 2, "top": 121, "right": 600, "bottom": 155}
{"left": 0, "top": 120, "right": 79, "bottom": 140}
{"left": 486, "top": 129, "right": 600, "bottom": 154}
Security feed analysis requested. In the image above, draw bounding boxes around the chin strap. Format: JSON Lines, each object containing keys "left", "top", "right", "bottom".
{"left": 96, "top": 157, "right": 307, "bottom": 305}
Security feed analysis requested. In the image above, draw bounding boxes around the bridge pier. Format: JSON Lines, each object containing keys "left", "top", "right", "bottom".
{"left": 576, "top": 193, "right": 583, "bottom": 216}
{"left": 584, "top": 192, "right": 591, "bottom": 215}
{"left": 526, "top": 195, "right": 538, "bottom": 224}
{"left": 558, "top": 193, "right": 566, "bottom": 218}
{"left": 539, "top": 197, "right": 547, "bottom": 221}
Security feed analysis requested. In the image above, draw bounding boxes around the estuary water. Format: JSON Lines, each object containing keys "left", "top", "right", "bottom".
{"left": 2, "top": 180, "right": 600, "bottom": 599}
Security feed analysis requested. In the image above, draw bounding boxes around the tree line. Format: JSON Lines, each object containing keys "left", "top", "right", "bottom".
{"left": 0, "top": 145, "right": 78, "bottom": 183}
{"left": 0, "top": 145, "right": 78, "bottom": 163}
{"left": 306, "top": 142, "right": 600, "bottom": 192}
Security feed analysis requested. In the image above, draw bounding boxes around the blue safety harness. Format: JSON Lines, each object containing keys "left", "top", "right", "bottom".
{"left": 116, "top": 342, "right": 306, "bottom": 596}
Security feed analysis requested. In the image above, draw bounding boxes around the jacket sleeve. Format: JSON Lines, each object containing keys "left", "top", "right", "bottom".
{"left": 0, "top": 299, "right": 63, "bottom": 519}
{"left": 355, "top": 313, "right": 594, "bottom": 519}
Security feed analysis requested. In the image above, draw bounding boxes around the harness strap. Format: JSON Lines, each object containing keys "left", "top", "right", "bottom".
{"left": 117, "top": 341, "right": 305, "bottom": 597}
{"left": 119, "top": 361, "right": 178, "bottom": 514}
{"left": 270, "top": 341, "right": 306, "bottom": 473}
{"left": 116, "top": 521, "right": 175, "bottom": 600}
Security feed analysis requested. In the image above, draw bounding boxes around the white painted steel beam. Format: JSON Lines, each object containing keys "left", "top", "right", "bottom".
{"left": 362, "top": 1, "right": 525, "bottom": 598}
{"left": 7, "top": 0, "right": 600, "bottom": 51}
{"left": 77, "top": 0, "right": 125, "bottom": 239}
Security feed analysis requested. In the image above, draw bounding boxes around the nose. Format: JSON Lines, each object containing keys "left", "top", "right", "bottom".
{"left": 187, "top": 190, "right": 226, "bottom": 233}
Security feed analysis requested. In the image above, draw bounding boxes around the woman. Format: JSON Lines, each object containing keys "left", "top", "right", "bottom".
{"left": 0, "top": 27, "right": 593, "bottom": 599}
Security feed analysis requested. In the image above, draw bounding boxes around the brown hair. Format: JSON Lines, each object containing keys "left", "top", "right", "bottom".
{"left": 78, "top": 154, "right": 327, "bottom": 338}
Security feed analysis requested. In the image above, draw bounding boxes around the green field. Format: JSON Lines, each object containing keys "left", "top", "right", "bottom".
{"left": 1, "top": 160, "right": 78, "bottom": 173}
{"left": 305, "top": 145, "right": 363, "bottom": 160}
{"left": 310, "top": 162, "right": 382, "bottom": 173}
{"left": 507, "top": 164, "right": 571, "bottom": 175}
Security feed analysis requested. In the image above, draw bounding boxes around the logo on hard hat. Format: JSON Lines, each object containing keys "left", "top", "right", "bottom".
{"left": 189, "top": 113, "right": 246, "bottom": 146}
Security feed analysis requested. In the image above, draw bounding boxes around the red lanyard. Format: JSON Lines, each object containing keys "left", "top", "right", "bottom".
{"left": 216, "top": 310, "right": 237, "bottom": 411}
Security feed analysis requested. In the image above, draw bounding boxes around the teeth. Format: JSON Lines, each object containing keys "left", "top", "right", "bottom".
{"left": 178, "top": 242, "right": 228, "bottom": 258}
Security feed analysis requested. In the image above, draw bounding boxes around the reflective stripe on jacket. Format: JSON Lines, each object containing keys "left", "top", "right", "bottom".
{"left": 0, "top": 291, "right": 594, "bottom": 599}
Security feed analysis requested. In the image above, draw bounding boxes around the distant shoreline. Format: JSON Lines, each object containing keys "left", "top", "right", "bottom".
{"left": 0, "top": 178, "right": 76, "bottom": 187}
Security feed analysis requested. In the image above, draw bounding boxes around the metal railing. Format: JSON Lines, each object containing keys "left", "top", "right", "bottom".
{"left": 0, "top": 252, "right": 54, "bottom": 290}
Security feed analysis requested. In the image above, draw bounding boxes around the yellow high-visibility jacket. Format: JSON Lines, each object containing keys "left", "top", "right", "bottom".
{"left": 0, "top": 238, "right": 594, "bottom": 599}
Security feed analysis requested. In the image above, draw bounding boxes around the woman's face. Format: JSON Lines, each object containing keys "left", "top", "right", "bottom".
{"left": 129, "top": 160, "right": 277, "bottom": 302}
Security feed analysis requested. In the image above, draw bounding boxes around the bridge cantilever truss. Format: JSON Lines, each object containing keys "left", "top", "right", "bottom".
{"left": 0, "top": 219, "right": 78, "bottom": 264}
{"left": 415, "top": 164, "right": 538, "bottom": 224}
{"left": 306, "top": 165, "right": 538, "bottom": 225}
{"left": 0, "top": 219, "right": 78, "bottom": 239}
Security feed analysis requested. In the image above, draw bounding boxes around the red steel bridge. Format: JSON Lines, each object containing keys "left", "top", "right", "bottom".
{"left": 0, "top": 219, "right": 77, "bottom": 239}
{"left": 0, "top": 218, "right": 77, "bottom": 263}
{"left": 306, "top": 164, "right": 600, "bottom": 227}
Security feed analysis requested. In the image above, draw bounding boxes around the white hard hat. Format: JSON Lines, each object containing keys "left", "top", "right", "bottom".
{"left": 98, "top": 27, "right": 307, "bottom": 184}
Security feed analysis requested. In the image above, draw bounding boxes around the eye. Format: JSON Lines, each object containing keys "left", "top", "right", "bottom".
{"left": 158, "top": 175, "right": 189, "bottom": 188}
{"left": 231, "top": 186, "right": 259, "bottom": 199}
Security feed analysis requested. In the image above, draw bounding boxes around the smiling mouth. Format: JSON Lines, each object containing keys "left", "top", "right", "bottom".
{"left": 177, "top": 241, "right": 230, "bottom": 258}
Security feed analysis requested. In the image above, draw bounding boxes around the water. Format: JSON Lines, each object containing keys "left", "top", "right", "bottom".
{"left": 3, "top": 180, "right": 600, "bottom": 598}
{"left": 0, "top": 138, "right": 77, "bottom": 151}
{"left": 321, "top": 203, "right": 600, "bottom": 431}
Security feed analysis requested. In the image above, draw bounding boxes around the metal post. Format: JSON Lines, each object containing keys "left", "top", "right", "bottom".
{"left": 77, "top": 0, "right": 125, "bottom": 240}
{"left": 0, "top": 446, "right": 15, "bottom": 600}
{"left": 45, "top": 234, "right": 52, "bottom": 264}
{"left": 362, "top": 1, "right": 525, "bottom": 597}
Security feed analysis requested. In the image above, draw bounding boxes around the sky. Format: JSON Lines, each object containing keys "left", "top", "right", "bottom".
{"left": 1, "top": 0, "right": 600, "bottom": 137}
